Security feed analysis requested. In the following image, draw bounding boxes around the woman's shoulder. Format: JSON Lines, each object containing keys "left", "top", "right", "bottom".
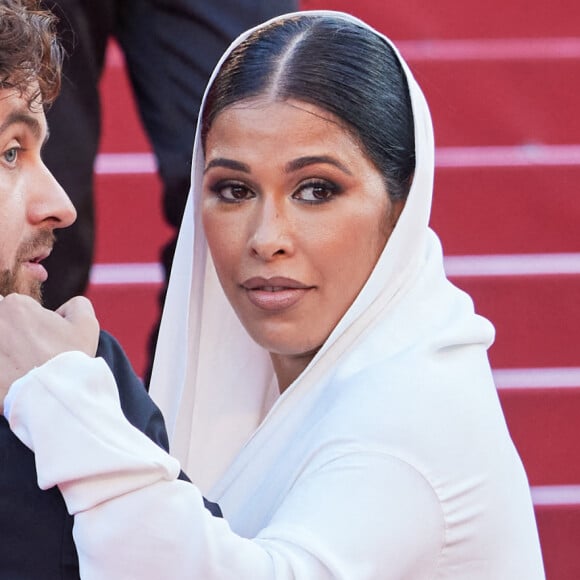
{"left": 310, "top": 346, "right": 527, "bottom": 508}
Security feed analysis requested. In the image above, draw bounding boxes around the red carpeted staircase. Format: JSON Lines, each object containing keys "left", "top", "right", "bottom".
{"left": 89, "top": 2, "right": 580, "bottom": 576}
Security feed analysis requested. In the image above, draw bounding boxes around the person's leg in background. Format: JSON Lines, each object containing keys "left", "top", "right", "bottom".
{"left": 40, "top": 0, "right": 115, "bottom": 310}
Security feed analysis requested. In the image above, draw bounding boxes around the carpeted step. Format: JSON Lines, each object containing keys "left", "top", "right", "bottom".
{"left": 452, "top": 273, "right": 580, "bottom": 368}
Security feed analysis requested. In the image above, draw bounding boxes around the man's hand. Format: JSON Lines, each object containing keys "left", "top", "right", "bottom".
{"left": 0, "top": 294, "right": 100, "bottom": 414}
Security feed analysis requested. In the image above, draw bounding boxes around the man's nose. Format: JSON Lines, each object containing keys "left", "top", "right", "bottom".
{"left": 28, "top": 163, "right": 77, "bottom": 229}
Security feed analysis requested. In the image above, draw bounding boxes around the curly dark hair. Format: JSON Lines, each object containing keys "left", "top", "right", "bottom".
{"left": 0, "top": 0, "right": 63, "bottom": 106}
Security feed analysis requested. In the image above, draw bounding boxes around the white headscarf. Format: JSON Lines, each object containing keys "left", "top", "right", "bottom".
{"left": 149, "top": 10, "right": 494, "bottom": 494}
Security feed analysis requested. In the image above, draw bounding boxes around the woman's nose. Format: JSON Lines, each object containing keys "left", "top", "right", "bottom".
{"left": 28, "top": 163, "right": 77, "bottom": 229}
{"left": 248, "top": 199, "right": 293, "bottom": 261}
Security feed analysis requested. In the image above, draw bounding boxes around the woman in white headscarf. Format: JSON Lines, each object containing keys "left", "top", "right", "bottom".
{"left": 2, "top": 10, "right": 545, "bottom": 579}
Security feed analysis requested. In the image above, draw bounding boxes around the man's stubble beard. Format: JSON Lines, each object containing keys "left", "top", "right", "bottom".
{"left": 0, "top": 230, "right": 55, "bottom": 303}
{"left": 0, "top": 268, "right": 43, "bottom": 302}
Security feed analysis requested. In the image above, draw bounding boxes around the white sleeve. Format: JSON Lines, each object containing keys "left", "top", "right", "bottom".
{"left": 5, "top": 352, "right": 443, "bottom": 579}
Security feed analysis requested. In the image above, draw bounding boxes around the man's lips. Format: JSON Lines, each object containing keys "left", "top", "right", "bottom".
{"left": 241, "top": 277, "right": 314, "bottom": 311}
{"left": 26, "top": 250, "right": 50, "bottom": 263}
{"left": 19, "top": 243, "right": 52, "bottom": 263}
{"left": 19, "top": 247, "right": 52, "bottom": 282}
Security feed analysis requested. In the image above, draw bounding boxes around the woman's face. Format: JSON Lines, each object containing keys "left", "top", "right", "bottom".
{"left": 202, "top": 99, "right": 403, "bottom": 384}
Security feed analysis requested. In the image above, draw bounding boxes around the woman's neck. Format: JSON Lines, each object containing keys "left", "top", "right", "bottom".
{"left": 270, "top": 350, "right": 317, "bottom": 393}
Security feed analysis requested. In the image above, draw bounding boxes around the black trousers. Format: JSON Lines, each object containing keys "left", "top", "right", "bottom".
{"left": 41, "top": 0, "right": 298, "bottom": 381}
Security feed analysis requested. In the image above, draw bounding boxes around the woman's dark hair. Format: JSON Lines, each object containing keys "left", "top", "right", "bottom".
{"left": 0, "top": 0, "right": 63, "bottom": 107}
{"left": 202, "top": 14, "right": 415, "bottom": 201}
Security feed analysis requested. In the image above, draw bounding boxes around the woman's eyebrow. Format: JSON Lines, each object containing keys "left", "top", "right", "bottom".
{"left": 204, "top": 155, "right": 353, "bottom": 176}
{"left": 204, "top": 158, "right": 250, "bottom": 173}
{"left": 285, "top": 155, "right": 352, "bottom": 175}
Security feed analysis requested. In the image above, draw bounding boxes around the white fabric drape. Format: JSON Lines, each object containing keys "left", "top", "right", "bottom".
{"left": 149, "top": 9, "right": 436, "bottom": 494}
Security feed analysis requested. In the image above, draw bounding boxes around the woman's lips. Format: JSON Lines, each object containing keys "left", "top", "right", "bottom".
{"left": 242, "top": 277, "right": 313, "bottom": 311}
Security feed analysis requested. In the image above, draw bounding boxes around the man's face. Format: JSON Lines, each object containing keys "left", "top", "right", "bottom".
{"left": 0, "top": 85, "right": 76, "bottom": 301}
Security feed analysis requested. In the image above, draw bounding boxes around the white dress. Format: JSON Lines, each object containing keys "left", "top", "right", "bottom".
{"left": 5, "top": 10, "right": 545, "bottom": 580}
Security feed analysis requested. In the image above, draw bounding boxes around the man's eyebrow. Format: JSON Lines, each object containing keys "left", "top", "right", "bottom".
{"left": 285, "top": 155, "right": 353, "bottom": 175}
{"left": 0, "top": 110, "right": 46, "bottom": 142}
{"left": 204, "top": 158, "right": 251, "bottom": 173}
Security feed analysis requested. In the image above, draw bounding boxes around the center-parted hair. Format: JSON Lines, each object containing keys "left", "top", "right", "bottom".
{"left": 202, "top": 14, "right": 415, "bottom": 201}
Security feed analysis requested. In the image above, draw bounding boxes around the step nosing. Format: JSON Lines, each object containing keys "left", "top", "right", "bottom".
{"left": 398, "top": 37, "right": 580, "bottom": 62}
{"left": 531, "top": 484, "right": 580, "bottom": 506}
{"left": 95, "top": 145, "right": 580, "bottom": 175}
{"left": 90, "top": 254, "right": 580, "bottom": 282}
{"left": 444, "top": 253, "right": 580, "bottom": 277}
{"left": 90, "top": 262, "right": 164, "bottom": 285}
{"left": 494, "top": 367, "right": 580, "bottom": 389}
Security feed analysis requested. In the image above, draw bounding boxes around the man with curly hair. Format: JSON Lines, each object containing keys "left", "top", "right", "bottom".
{"left": 0, "top": 0, "right": 71, "bottom": 301}
{"left": 0, "top": 2, "right": 217, "bottom": 577}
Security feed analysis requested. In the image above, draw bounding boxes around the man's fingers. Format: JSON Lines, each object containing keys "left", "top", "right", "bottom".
{"left": 56, "top": 295, "right": 96, "bottom": 322}
{"left": 57, "top": 296, "right": 100, "bottom": 356}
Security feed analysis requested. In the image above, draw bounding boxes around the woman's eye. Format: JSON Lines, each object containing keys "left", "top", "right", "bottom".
{"left": 294, "top": 180, "right": 339, "bottom": 203}
{"left": 2, "top": 147, "right": 19, "bottom": 165}
{"left": 212, "top": 182, "right": 254, "bottom": 203}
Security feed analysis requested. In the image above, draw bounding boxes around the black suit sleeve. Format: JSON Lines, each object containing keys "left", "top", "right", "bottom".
{"left": 96, "top": 330, "right": 170, "bottom": 450}
{"left": 96, "top": 330, "right": 222, "bottom": 517}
